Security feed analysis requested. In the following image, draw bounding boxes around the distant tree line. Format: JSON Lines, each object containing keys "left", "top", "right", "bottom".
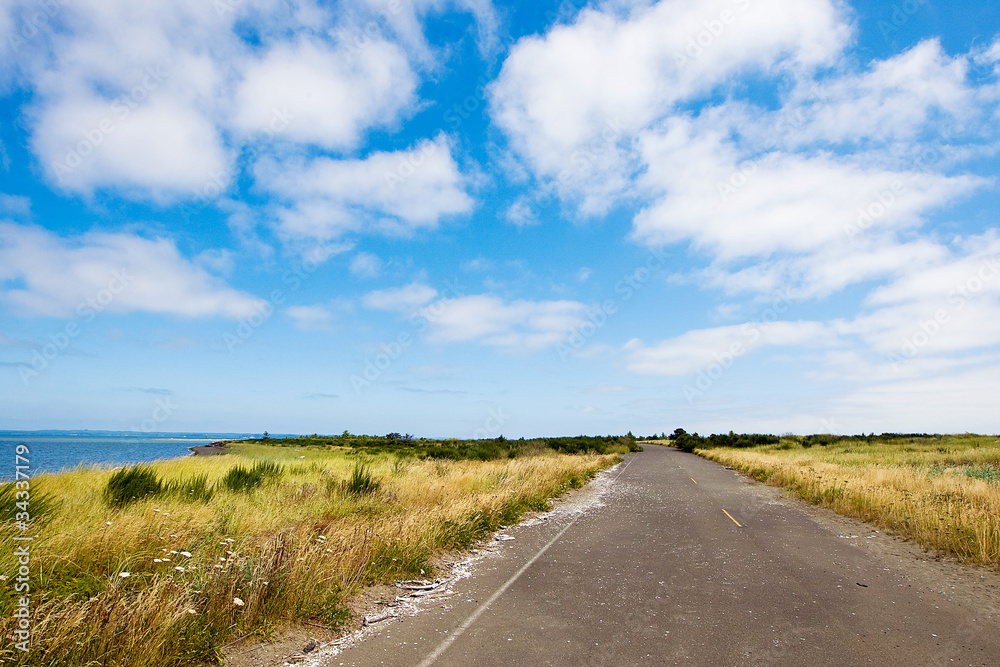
{"left": 667, "top": 429, "right": 779, "bottom": 452}
{"left": 241, "top": 432, "right": 641, "bottom": 461}
{"left": 664, "top": 429, "right": 945, "bottom": 452}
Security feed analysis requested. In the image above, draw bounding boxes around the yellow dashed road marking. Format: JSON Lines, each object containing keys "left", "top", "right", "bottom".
{"left": 722, "top": 509, "right": 742, "bottom": 527}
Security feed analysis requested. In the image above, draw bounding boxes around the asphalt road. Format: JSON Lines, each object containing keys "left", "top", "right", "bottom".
{"left": 315, "top": 445, "right": 1000, "bottom": 666}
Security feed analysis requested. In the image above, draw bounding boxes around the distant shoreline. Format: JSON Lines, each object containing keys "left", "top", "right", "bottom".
{"left": 188, "top": 440, "right": 233, "bottom": 456}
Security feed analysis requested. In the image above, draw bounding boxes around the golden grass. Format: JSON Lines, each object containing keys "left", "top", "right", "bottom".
{"left": 0, "top": 445, "right": 618, "bottom": 666}
{"left": 697, "top": 434, "right": 1000, "bottom": 570}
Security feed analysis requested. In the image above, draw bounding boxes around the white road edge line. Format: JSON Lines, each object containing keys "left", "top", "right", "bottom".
{"left": 416, "top": 456, "right": 635, "bottom": 667}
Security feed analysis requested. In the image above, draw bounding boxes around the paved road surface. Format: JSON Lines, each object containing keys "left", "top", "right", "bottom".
{"left": 317, "top": 446, "right": 1000, "bottom": 666}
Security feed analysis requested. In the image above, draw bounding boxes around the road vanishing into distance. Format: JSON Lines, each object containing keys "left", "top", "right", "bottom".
{"left": 316, "top": 446, "right": 1000, "bottom": 666}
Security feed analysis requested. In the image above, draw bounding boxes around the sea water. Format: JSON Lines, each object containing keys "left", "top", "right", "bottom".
{"left": 0, "top": 431, "right": 259, "bottom": 481}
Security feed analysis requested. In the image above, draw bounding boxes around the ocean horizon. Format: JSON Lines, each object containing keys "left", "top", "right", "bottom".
{"left": 0, "top": 430, "right": 268, "bottom": 481}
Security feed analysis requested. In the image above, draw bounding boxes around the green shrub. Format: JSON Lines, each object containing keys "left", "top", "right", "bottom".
{"left": 705, "top": 431, "right": 780, "bottom": 448}
{"left": 803, "top": 434, "right": 841, "bottom": 447}
{"left": 344, "top": 462, "right": 379, "bottom": 495}
{"left": 165, "top": 473, "right": 213, "bottom": 502}
{"left": 222, "top": 461, "right": 284, "bottom": 492}
{"left": 668, "top": 429, "right": 780, "bottom": 452}
{"left": 668, "top": 429, "right": 701, "bottom": 452}
{"left": 105, "top": 465, "right": 163, "bottom": 508}
{"left": 675, "top": 434, "right": 700, "bottom": 453}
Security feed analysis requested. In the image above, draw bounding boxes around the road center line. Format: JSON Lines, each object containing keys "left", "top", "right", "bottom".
{"left": 416, "top": 457, "right": 635, "bottom": 667}
{"left": 690, "top": 478, "right": 697, "bottom": 484}
{"left": 722, "top": 509, "right": 742, "bottom": 527}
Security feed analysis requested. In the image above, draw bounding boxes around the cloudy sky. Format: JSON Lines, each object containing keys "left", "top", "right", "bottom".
{"left": 1, "top": 0, "right": 999, "bottom": 437}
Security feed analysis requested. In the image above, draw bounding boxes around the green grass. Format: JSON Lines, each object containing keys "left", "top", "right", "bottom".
{"left": 221, "top": 460, "right": 284, "bottom": 492}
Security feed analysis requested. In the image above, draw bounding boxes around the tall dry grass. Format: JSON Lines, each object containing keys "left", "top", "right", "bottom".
{"left": 698, "top": 434, "right": 1000, "bottom": 569}
{"left": 0, "top": 445, "right": 618, "bottom": 665}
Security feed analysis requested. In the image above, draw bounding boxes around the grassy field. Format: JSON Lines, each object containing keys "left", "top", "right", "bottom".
{"left": 0, "top": 438, "right": 627, "bottom": 666}
{"left": 688, "top": 433, "right": 1000, "bottom": 570}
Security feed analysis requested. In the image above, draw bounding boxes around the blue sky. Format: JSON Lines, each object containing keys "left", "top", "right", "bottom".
{"left": 1, "top": 0, "right": 999, "bottom": 437}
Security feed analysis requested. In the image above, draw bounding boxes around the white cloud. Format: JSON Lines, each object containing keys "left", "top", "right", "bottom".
{"left": 15, "top": 0, "right": 433, "bottom": 203}
{"left": 421, "top": 295, "right": 588, "bottom": 348}
{"left": 33, "top": 92, "right": 229, "bottom": 197}
{"left": 974, "top": 37, "right": 1000, "bottom": 79}
{"left": 632, "top": 118, "right": 984, "bottom": 261}
{"left": 362, "top": 283, "right": 439, "bottom": 312}
{"left": 21, "top": 0, "right": 236, "bottom": 198}
{"left": 624, "top": 320, "right": 834, "bottom": 376}
{"left": 0, "top": 223, "right": 264, "bottom": 319}
{"left": 259, "top": 134, "right": 473, "bottom": 241}
{"left": 505, "top": 197, "right": 539, "bottom": 227}
{"left": 864, "top": 234, "right": 1000, "bottom": 307}
{"left": 780, "top": 40, "right": 976, "bottom": 146}
{"left": 843, "top": 234, "right": 1000, "bottom": 358}
{"left": 490, "top": 0, "right": 849, "bottom": 208}
{"left": 231, "top": 37, "right": 416, "bottom": 149}
{"left": 698, "top": 237, "right": 949, "bottom": 300}
{"left": 349, "top": 252, "right": 384, "bottom": 278}
{"left": 624, "top": 105, "right": 989, "bottom": 302}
